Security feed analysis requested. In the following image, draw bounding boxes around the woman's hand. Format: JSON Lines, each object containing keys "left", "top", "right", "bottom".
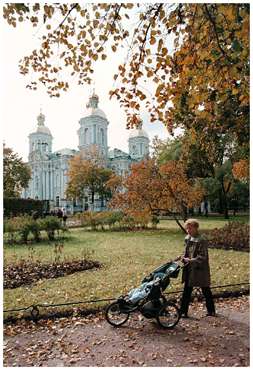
{"left": 182, "top": 257, "right": 191, "bottom": 264}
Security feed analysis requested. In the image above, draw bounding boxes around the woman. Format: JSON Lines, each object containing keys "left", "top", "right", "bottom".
{"left": 179, "top": 219, "right": 216, "bottom": 318}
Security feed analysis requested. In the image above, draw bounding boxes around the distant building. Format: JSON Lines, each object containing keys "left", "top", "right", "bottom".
{"left": 22, "top": 92, "right": 150, "bottom": 213}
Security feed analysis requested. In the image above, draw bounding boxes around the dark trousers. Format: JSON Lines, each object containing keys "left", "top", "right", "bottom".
{"left": 180, "top": 285, "right": 215, "bottom": 315}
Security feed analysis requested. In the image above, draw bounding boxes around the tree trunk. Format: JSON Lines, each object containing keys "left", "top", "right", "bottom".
{"left": 91, "top": 191, "right": 95, "bottom": 211}
{"left": 218, "top": 189, "right": 223, "bottom": 214}
{"left": 182, "top": 204, "right": 188, "bottom": 222}
{"left": 221, "top": 181, "right": 229, "bottom": 220}
{"left": 173, "top": 215, "right": 187, "bottom": 234}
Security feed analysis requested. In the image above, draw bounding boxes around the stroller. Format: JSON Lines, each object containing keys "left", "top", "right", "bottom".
{"left": 105, "top": 260, "right": 181, "bottom": 329}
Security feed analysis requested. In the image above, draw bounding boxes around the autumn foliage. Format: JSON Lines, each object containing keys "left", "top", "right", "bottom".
{"left": 3, "top": 4, "right": 249, "bottom": 147}
{"left": 66, "top": 154, "right": 113, "bottom": 205}
{"left": 109, "top": 159, "right": 204, "bottom": 229}
{"left": 232, "top": 159, "right": 249, "bottom": 182}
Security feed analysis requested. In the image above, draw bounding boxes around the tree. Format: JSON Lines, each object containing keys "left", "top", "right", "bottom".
{"left": 109, "top": 159, "right": 204, "bottom": 232}
{"left": 3, "top": 145, "right": 31, "bottom": 198}
{"left": 66, "top": 154, "right": 113, "bottom": 208}
{"left": 153, "top": 127, "right": 249, "bottom": 219}
{"left": 3, "top": 4, "right": 249, "bottom": 146}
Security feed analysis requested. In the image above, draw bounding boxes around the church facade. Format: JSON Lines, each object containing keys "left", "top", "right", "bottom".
{"left": 22, "top": 93, "right": 150, "bottom": 213}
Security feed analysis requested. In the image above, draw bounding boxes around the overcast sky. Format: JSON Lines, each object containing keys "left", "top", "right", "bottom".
{"left": 1, "top": 7, "right": 170, "bottom": 162}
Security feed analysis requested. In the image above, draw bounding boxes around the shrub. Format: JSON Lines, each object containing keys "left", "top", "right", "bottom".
{"left": 132, "top": 210, "right": 152, "bottom": 229}
{"left": 80, "top": 211, "right": 100, "bottom": 230}
{"left": 28, "top": 219, "right": 41, "bottom": 242}
{"left": 207, "top": 221, "right": 249, "bottom": 252}
{"left": 3, "top": 218, "right": 20, "bottom": 244}
{"left": 4, "top": 215, "right": 67, "bottom": 244}
{"left": 120, "top": 215, "right": 136, "bottom": 230}
{"left": 106, "top": 211, "right": 124, "bottom": 229}
{"left": 4, "top": 216, "right": 42, "bottom": 244}
{"left": 39, "top": 216, "right": 63, "bottom": 241}
{"left": 19, "top": 216, "right": 33, "bottom": 244}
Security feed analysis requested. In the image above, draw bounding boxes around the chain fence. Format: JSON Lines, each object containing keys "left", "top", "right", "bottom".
{"left": 3, "top": 282, "right": 249, "bottom": 323}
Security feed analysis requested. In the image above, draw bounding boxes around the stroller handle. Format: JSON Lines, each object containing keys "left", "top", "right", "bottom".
{"left": 172, "top": 257, "right": 190, "bottom": 268}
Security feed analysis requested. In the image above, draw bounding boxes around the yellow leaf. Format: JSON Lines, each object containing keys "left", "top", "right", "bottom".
{"left": 150, "top": 37, "right": 156, "bottom": 45}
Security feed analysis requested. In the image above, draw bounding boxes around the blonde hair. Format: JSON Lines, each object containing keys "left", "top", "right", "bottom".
{"left": 184, "top": 219, "right": 199, "bottom": 228}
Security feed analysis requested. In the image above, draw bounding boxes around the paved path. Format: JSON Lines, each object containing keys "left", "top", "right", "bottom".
{"left": 4, "top": 297, "right": 249, "bottom": 367}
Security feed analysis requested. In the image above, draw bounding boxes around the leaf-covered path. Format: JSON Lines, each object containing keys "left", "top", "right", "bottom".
{"left": 4, "top": 297, "right": 249, "bottom": 367}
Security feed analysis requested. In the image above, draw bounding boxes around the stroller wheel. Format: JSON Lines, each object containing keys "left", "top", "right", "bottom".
{"left": 156, "top": 302, "right": 180, "bottom": 329}
{"left": 105, "top": 302, "right": 130, "bottom": 327}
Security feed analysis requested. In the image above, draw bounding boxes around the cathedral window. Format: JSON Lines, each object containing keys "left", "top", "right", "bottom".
{"left": 100, "top": 128, "right": 105, "bottom": 145}
{"left": 84, "top": 128, "right": 88, "bottom": 144}
{"left": 140, "top": 143, "right": 143, "bottom": 155}
{"left": 56, "top": 196, "right": 60, "bottom": 207}
{"left": 93, "top": 125, "right": 97, "bottom": 144}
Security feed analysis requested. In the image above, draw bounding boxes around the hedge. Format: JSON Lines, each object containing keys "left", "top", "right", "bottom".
{"left": 4, "top": 198, "right": 48, "bottom": 217}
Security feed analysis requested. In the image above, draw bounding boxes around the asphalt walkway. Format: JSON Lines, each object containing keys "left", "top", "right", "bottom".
{"left": 4, "top": 296, "right": 249, "bottom": 367}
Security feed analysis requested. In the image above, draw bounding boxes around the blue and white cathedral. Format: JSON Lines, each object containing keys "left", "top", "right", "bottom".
{"left": 23, "top": 92, "right": 150, "bottom": 213}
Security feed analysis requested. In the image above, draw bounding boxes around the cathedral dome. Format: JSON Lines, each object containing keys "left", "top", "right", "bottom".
{"left": 36, "top": 125, "right": 52, "bottom": 135}
{"left": 84, "top": 107, "right": 107, "bottom": 119}
{"left": 128, "top": 126, "right": 149, "bottom": 140}
{"left": 32, "top": 112, "right": 52, "bottom": 136}
{"left": 83, "top": 91, "right": 107, "bottom": 120}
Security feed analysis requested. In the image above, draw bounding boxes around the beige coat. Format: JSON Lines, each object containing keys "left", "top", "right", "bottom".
{"left": 182, "top": 234, "right": 211, "bottom": 287}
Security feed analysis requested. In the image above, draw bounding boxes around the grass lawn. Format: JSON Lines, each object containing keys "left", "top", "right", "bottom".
{"left": 4, "top": 218, "right": 249, "bottom": 319}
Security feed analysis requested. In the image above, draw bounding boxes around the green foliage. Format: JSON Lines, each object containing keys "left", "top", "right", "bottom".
{"left": 3, "top": 146, "right": 31, "bottom": 197}
{"left": 207, "top": 222, "right": 249, "bottom": 251}
{"left": 228, "top": 181, "right": 249, "bottom": 212}
{"left": 153, "top": 136, "right": 182, "bottom": 165}
{"left": 4, "top": 216, "right": 66, "bottom": 243}
{"left": 39, "top": 216, "right": 64, "bottom": 241}
{"left": 4, "top": 197, "right": 46, "bottom": 217}
{"left": 3, "top": 216, "right": 41, "bottom": 244}
{"left": 106, "top": 211, "right": 124, "bottom": 229}
{"left": 4, "top": 217, "right": 23, "bottom": 244}
{"left": 19, "top": 216, "right": 33, "bottom": 244}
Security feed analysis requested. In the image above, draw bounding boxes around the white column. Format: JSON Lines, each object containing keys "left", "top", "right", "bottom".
{"left": 51, "top": 169, "right": 54, "bottom": 202}
{"left": 43, "top": 167, "right": 46, "bottom": 199}
{"left": 61, "top": 167, "right": 64, "bottom": 199}
{"left": 45, "top": 170, "right": 48, "bottom": 199}
{"left": 47, "top": 171, "right": 50, "bottom": 200}
{"left": 39, "top": 170, "right": 42, "bottom": 199}
{"left": 43, "top": 169, "right": 45, "bottom": 199}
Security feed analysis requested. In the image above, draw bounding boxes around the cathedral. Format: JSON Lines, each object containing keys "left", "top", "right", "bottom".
{"left": 23, "top": 92, "right": 150, "bottom": 213}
